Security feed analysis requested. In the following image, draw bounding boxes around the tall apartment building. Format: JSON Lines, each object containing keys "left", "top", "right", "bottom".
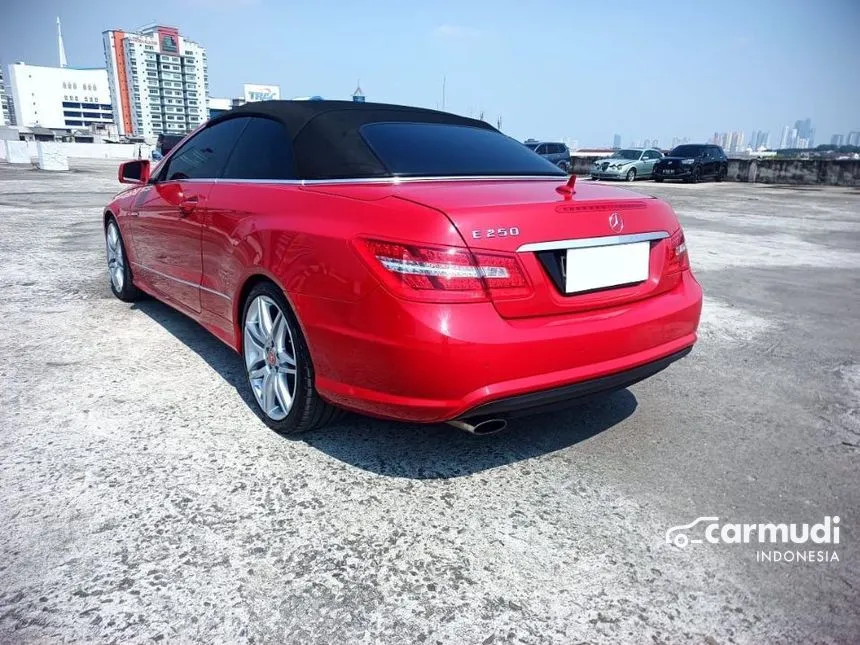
{"left": 794, "top": 118, "right": 814, "bottom": 148}
{"left": 103, "top": 24, "right": 208, "bottom": 137}
{"left": 0, "top": 66, "right": 9, "bottom": 126}
{"left": 778, "top": 126, "right": 789, "bottom": 149}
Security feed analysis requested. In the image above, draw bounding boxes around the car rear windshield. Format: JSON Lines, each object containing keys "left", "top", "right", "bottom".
{"left": 360, "top": 123, "right": 566, "bottom": 177}
{"left": 612, "top": 149, "right": 641, "bottom": 160}
{"left": 670, "top": 145, "right": 705, "bottom": 158}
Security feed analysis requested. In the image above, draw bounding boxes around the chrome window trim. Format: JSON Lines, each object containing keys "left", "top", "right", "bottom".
{"left": 199, "top": 175, "right": 567, "bottom": 186}
{"left": 517, "top": 231, "right": 669, "bottom": 253}
{"left": 132, "top": 262, "right": 231, "bottom": 300}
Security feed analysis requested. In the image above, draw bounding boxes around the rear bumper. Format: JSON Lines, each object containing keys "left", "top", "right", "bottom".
{"left": 295, "top": 271, "right": 702, "bottom": 423}
{"left": 654, "top": 167, "right": 693, "bottom": 179}
{"left": 462, "top": 346, "right": 691, "bottom": 419}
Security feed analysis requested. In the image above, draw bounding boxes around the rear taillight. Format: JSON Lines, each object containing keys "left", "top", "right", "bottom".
{"left": 359, "top": 239, "right": 531, "bottom": 302}
{"left": 665, "top": 228, "right": 690, "bottom": 274}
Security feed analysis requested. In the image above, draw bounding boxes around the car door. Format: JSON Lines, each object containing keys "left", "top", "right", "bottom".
{"left": 713, "top": 146, "right": 729, "bottom": 176}
{"left": 702, "top": 147, "right": 717, "bottom": 177}
{"left": 130, "top": 117, "right": 248, "bottom": 314}
{"left": 641, "top": 149, "right": 660, "bottom": 176}
{"left": 200, "top": 117, "right": 299, "bottom": 336}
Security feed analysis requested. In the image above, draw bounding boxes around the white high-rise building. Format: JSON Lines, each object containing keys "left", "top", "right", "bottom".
{"left": 5, "top": 18, "right": 113, "bottom": 131}
{"left": 7, "top": 63, "right": 113, "bottom": 129}
{"left": 0, "top": 67, "right": 9, "bottom": 126}
{"left": 778, "top": 125, "right": 791, "bottom": 150}
{"left": 103, "top": 24, "right": 208, "bottom": 137}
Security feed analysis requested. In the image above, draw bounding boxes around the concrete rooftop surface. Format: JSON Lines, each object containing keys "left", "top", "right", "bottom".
{"left": 0, "top": 159, "right": 858, "bottom": 644}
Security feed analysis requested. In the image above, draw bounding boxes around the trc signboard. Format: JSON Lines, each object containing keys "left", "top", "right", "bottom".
{"left": 243, "top": 84, "right": 281, "bottom": 103}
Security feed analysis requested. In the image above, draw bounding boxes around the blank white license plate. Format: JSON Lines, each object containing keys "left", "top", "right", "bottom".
{"left": 565, "top": 242, "right": 650, "bottom": 293}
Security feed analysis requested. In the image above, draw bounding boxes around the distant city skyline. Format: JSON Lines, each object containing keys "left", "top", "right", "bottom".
{"left": 0, "top": 0, "right": 858, "bottom": 146}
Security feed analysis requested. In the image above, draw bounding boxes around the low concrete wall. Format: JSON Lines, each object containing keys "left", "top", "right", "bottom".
{"left": 4, "top": 140, "right": 30, "bottom": 164}
{"left": 571, "top": 157, "right": 595, "bottom": 176}
{"left": 21, "top": 141, "right": 152, "bottom": 160}
{"left": 727, "top": 158, "right": 860, "bottom": 186}
{"left": 570, "top": 155, "right": 860, "bottom": 186}
{"left": 36, "top": 142, "right": 69, "bottom": 171}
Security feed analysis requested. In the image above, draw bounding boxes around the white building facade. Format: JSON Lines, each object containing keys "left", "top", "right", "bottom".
{"left": 0, "top": 67, "right": 9, "bottom": 126}
{"left": 6, "top": 63, "right": 113, "bottom": 129}
{"left": 103, "top": 24, "right": 208, "bottom": 137}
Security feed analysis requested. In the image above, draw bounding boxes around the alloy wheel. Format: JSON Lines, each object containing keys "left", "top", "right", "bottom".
{"left": 243, "top": 295, "right": 298, "bottom": 421}
{"left": 106, "top": 222, "right": 125, "bottom": 292}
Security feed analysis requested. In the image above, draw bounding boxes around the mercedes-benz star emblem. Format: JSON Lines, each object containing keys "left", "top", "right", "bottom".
{"left": 608, "top": 212, "right": 624, "bottom": 233}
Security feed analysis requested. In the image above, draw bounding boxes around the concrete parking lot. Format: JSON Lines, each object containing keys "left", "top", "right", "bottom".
{"left": 0, "top": 159, "right": 858, "bottom": 644}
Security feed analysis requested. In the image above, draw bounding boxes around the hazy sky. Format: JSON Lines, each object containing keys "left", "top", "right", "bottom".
{"left": 1, "top": 0, "right": 858, "bottom": 146}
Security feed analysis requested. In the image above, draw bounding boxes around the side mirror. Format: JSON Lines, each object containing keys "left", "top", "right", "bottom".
{"left": 118, "top": 159, "right": 151, "bottom": 185}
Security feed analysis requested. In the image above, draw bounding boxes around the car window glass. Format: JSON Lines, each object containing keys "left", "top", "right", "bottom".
{"left": 670, "top": 144, "right": 705, "bottom": 158}
{"left": 360, "top": 123, "right": 565, "bottom": 177}
{"left": 221, "top": 117, "right": 297, "bottom": 180}
{"left": 535, "top": 144, "right": 546, "bottom": 154}
{"left": 160, "top": 117, "right": 248, "bottom": 181}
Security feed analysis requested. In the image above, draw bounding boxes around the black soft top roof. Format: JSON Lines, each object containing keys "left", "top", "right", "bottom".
{"left": 207, "top": 100, "right": 497, "bottom": 179}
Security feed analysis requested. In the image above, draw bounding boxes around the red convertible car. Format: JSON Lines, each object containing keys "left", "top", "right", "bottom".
{"left": 104, "top": 101, "right": 702, "bottom": 435}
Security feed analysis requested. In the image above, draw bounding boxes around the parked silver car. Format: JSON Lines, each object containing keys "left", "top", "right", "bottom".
{"left": 590, "top": 148, "right": 663, "bottom": 181}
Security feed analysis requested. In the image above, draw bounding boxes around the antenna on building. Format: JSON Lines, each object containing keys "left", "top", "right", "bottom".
{"left": 441, "top": 75, "right": 446, "bottom": 111}
{"left": 57, "top": 17, "right": 68, "bottom": 68}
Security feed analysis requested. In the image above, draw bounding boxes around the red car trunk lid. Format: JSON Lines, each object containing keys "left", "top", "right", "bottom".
{"left": 304, "top": 179, "right": 682, "bottom": 318}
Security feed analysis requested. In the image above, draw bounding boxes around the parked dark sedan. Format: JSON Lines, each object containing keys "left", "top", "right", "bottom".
{"left": 653, "top": 144, "right": 727, "bottom": 183}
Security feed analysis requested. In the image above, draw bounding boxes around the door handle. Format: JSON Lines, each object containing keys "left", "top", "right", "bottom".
{"left": 179, "top": 196, "right": 199, "bottom": 216}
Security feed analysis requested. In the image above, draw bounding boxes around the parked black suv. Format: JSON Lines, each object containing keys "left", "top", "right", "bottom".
{"left": 652, "top": 144, "right": 727, "bottom": 183}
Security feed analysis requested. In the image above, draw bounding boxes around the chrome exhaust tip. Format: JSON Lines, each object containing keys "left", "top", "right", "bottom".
{"left": 446, "top": 417, "right": 508, "bottom": 436}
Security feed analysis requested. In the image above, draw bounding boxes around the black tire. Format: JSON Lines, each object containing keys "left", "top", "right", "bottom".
{"left": 591, "top": 175, "right": 599, "bottom": 181}
{"left": 241, "top": 281, "right": 343, "bottom": 434}
{"left": 654, "top": 176, "right": 664, "bottom": 183}
{"left": 558, "top": 161, "right": 570, "bottom": 174}
{"left": 685, "top": 167, "right": 700, "bottom": 184}
{"left": 715, "top": 165, "right": 726, "bottom": 182}
{"left": 105, "top": 217, "right": 143, "bottom": 302}
{"left": 625, "top": 168, "right": 636, "bottom": 182}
